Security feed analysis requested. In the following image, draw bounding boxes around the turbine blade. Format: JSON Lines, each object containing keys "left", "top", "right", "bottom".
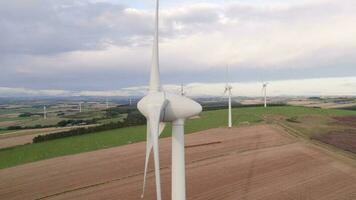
{"left": 141, "top": 99, "right": 166, "bottom": 199}
{"left": 141, "top": 121, "right": 152, "bottom": 198}
{"left": 141, "top": 120, "right": 166, "bottom": 199}
{"left": 159, "top": 122, "right": 166, "bottom": 135}
{"left": 149, "top": 110, "right": 163, "bottom": 200}
{"left": 149, "top": 0, "right": 161, "bottom": 92}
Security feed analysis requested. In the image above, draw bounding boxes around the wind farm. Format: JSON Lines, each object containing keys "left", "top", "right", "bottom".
{"left": 1, "top": 0, "right": 356, "bottom": 200}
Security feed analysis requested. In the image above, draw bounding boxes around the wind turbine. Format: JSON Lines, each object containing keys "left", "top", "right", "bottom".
{"left": 180, "top": 84, "right": 186, "bottom": 96}
{"left": 138, "top": 0, "right": 202, "bottom": 199}
{"left": 262, "top": 82, "right": 268, "bottom": 108}
{"left": 79, "top": 102, "right": 82, "bottom": 112}
{"left": 43, "top": 105, "right": 47, "bottom": 120}
{"left": 224, "top": 66, "right": 232, "bottom": 128}
{"left": 178, "top": 84, "right": 193, "bottom": 96}
{"left": 106, "top": 98, "right": 109, "bottom": 109}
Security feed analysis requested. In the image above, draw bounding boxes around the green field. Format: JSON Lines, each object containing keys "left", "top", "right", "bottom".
{"left": 0, "top": 107, "right": 39, "bottom": 115}
{"left": 1, "top": 106, "right": 355, "bottom": 169}
{"left": 0, "top": 116, "right": 24, "bottom": 122}
{"left": 20, "top": 116, "right": 63, "bottom": 127}
{"left": 97, "top": 115, "right": 126, "bottom": 124}
{"left": 64, "top": 110, "right": 106, "bottom": 120}
{"left": 0, "top": 130, "right": 13, "bottom": 134}
{"left": 0, "top": 106, "right": 106, "bottom": 130}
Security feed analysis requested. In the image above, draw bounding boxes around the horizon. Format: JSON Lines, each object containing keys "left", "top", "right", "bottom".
{"left": 1, "top": 76, "right": 355, "bottom": 97}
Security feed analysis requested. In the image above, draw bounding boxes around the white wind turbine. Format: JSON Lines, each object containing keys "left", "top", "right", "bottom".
{"left": 138, "top": 0, "right": 202, "bottom": 199}
{"left": 180, "top": 83, "right": 191, "bottom": 96}
{"left": 180, "top": 84, "right": 185, "bottom": 96}
{"left": 43, "top": 105, "right": 47, "bottom": 120}
{"left": 262, "top": 82, "right": 269, "bottom": 108}
{"left": 106, "top": 98, "right": 109, "bottom": 109}
{"left": 177, "top": 84, "right": 193, "bottom": 97}
{"left": 224, "top": 66, "right": 232, "bottom": 128}
{"left": 79, "top": 102, "right": 83, "bottom": 112}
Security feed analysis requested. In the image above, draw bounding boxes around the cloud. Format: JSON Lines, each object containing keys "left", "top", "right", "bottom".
{"left": 0, "top": 0, "right": 355, "bottom": 91}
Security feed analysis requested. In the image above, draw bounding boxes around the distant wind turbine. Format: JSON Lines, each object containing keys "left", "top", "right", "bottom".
{"left": 180, "top": 84, "right": 186, "bottom": 96}
{"left": 43, "top": 105, "right": 47, "bottom": 120}
{"left": 177, "top": 84, "right": 193, "bottom": 96}
{"left": 262, "top": 82, "right": 269, "bottom": 108}
{"left": 224, "top": 66, "right": 232, "bottom": 128}
{"left": 138, "top": 1, "right": 202, "bottom": 200}
{"left": 79, "top": 102, "right": 82, "bottom": 113}
{"left": 106, "top": 98, "right": 109, "bottom": 109}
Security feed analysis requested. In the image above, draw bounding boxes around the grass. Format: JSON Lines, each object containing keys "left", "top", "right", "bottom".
{"left": 0, "top": 106, "right": 355, "bottom": 169}
{"left": 97, "top": 115, "right": 127, "bottom": 124}
{"left": 20, "top": 116, "right": 62, "bottom": 127}
{"left": 0, "top": 117, "right": 24, "bottom": 122}
{"left": 0, "top": 107, "right": 39, "bottom": 115}
{"left": 0, "top": 130, "right": 13, "bottom": 134}
{"left": 64, "top": 110, "right": 106, "bottom": 120}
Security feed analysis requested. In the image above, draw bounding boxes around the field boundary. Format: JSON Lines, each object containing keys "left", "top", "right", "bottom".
{"left": 275, "top": 122, "right": 356, "bottom": 166}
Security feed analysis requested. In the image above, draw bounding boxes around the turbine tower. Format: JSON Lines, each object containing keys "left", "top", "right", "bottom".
{"left": 138, "top": 1, "right": 202, "bottom": 199}
{"left": 106, "top": 98, "right": 109, "bottom": 109}
{"left": 43, "top": 105, "right": 47, "bottom": 120}
{"left": 262, "top": 82, "right": 268, "bottom": 108}
{"left": 224, "top": 66, "right": 232, "bottom": 128}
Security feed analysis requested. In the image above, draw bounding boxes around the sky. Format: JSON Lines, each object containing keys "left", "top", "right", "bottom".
{"left": 0, "top": 0, "right": 355, "bottom": 97}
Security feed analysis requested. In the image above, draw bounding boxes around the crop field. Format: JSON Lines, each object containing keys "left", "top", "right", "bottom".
{"left": 0, "top": 102, "right": 112, "bottom": 129}
{"left": 1, "top": 106, "right": 356, "bottom": 169}
{"left": 63, "top": 110, "right": 106, "bottom": 120}
{"left": 287, "top": 97, "right": 356, "bottom": 109}
{"left": 0, "top": 130, "right": 12, "bottom": 134}
{"left": 0, "top": 107, "right": 38, "bottom": 115}
{"left": 97, "top": 115, "right": 126, "bottom": 124}
{"left": 1, "top": 125, "right": 356, "bottom": 200}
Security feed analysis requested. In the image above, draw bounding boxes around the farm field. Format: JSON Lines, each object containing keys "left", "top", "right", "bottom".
{"left": 1, "top": 125, "right": 355, "bottom": 200}
{"left": 0, "top": 125, "right": 98, "bottom": 149}
{"left": 287, "top": 97, "right": 356, "bottom": 109}
{"left": 0, "top": 106, "right": 355, "bottom": 169}
{"left": 0, "top": 130, "right": 12, "bottom": 134}
{"left": 0, "top": 102, "right": 116, "bottom": 130}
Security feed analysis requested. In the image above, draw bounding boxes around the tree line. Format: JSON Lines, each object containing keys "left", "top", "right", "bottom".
{"left": 33, "top": 111, "right": 145, "bottom": 143}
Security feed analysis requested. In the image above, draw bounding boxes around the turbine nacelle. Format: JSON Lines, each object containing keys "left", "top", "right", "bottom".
{"left": 224, "top": 85, "right": 232, "bottom": 93}
{"left": 137, "top": 92, "right": 167, "bottom": 119}
{"left": 262, "top": 82, "right": 269, "bottom": 88}
{"left": 163, "top": 93, "right": 202, "bottom": 122}
{"left": 138, "top": 92, "right": 202, "bottom": 122}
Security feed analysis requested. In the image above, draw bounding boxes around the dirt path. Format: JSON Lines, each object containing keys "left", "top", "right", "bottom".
{"left": 0, "top": 124, "right": 355, "bottom": 200}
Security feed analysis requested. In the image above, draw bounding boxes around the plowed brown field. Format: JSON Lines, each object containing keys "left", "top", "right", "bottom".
{"left": 1, "top": 125, "right": 355, "bottom": 200}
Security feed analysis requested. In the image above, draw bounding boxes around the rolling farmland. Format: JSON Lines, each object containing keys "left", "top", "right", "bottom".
{"left": 1, "top": 106, "right": 355, "bottom": 169}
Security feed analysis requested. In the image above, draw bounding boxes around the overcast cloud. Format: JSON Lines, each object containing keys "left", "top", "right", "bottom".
{"left": 0, "top": 0, "right": 355, "bottom": 96}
